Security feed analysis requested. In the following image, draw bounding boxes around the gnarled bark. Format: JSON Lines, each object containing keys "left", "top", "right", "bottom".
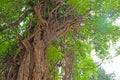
{"left": 17, "top": 39, "right": 51, "bottom": 80}
{"left": 17, "top": 23, "right": 50, "bottom": 80}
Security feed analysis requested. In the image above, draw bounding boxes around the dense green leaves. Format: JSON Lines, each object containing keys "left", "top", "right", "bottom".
{"left": 48, "top": 45, "right": 63, "bottom": 63}
{"left": 66, "top": 0, "right": 93, "bottom": 14}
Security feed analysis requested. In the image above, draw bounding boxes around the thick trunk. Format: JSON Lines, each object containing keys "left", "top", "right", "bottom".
{"left": 17, "top": 39, "right": 50, "bottom": 80}
{"left": 32, "top": 40, "right": 50, "bottom": 80}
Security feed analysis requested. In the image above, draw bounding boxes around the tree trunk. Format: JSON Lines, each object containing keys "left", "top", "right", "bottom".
{"left": 17, "top": 24, "right": 51, "bottom": 80}
{"left": 17, "top": 40, "right": 50, "bottom": 80}
{"left": 17, "top": 39, "right": 50, "bottom": 80}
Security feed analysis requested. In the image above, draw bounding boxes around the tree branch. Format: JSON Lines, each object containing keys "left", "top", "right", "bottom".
{"left": 45, "top": 8, "right": 91, "bottom": 46}
{"left": 45, "top": 16, "right": 83, "bottom": 46}
{"left": 0, "top": 8, "right": 33, "bottom": 32}
{"left": 49, "top": 0, "right": 66, "bottom": 19}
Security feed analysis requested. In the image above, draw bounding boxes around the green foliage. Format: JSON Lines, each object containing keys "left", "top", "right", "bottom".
{"left": 74, "top": 40, "right": 97, "bottom": 79}
{"left": 60, "top": 32, "right": 97, "bottom": 80}
{"left": 94, "top": 0, "right": 120, "bottom": 13}
{"left": 0, "top": 42, "right": 9, "bottom": 54}
{"left": 66, "top": 0, "right": 93, "bottom": 14}
{"left": 47, "top": 45, "right": 63, "bottom": 80}
{"left": 89, "top": 67, "right": 114, "bottom": 80}
{"left": 78, "top": 3, "right": 120, "bottom": 58}
{"left": 74, "top": 56, "right": 97, "bottom": 80}
{"left": 0, "top": 30, "right": 17, "bottom": 55}
{"left": 48, "top": 45, "right": 63, "bottom": 63}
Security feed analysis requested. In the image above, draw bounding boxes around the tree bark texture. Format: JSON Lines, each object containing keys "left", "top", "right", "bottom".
{"left": 17, "top": 39, "right": 51, "bottom": 80}
{"left": 17, "top": 22, "right": 51, "bottom": 80}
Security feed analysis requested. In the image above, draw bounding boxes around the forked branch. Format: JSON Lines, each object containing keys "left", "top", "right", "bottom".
{"left": 45, "top": 16, "right": 83, "bottom": 45}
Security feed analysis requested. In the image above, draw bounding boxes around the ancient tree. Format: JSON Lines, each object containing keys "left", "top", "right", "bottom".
{"left": 0, "top": 0, "right": 120, "bottom": 80}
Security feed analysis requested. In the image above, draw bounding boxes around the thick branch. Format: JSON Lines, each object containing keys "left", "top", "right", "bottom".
{"left": 45, "top": 16, "right": 83, "bottom": 46}
{"left": 50, "top": 8, "right": 91, "bottom": 34}
{"left": 33, "top": 5, "right": 48, "bottom": 27}
{"left": 0, "top": 8, "right": 33, "bottom": 32}
{"left": 45, "top": 9, "right": 91, "bottom": 45}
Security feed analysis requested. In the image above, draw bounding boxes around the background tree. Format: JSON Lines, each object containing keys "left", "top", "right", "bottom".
{"left": 89, "top": 67, "right": 116, "bottom": 80}
{"left": 0, "top": 0, "right": 120, "bottom": 80}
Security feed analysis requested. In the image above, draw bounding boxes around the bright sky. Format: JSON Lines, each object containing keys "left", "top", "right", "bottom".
{"left": 102, "top": 55, "right": 120, "bottom": 80}
{"left": 115, "top": 17, "right": 120, "bottom": 26}
{"left": 103, "top": 18, "right": 120, "bottom": 80}
{"left": 92, "top": 17, "right": 120, "bottom": 80}
{"left": 92, "top": 49, "right": 120, "bottom": 80}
